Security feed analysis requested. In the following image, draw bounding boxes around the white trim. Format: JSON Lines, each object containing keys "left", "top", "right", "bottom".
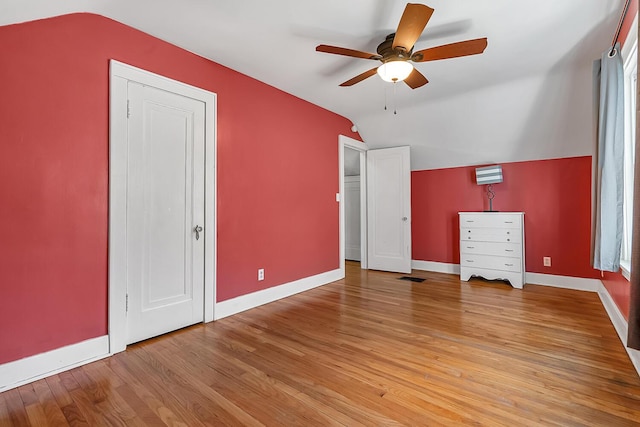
{"left": 412, "top": 261, "right": 601, "bottom": 292}
{"left": 411, "top": 260, "right": 460, "bottom": 274}
{"left": 215, "top": 269, "right": 343, "bottom": 320}
{"left": 524, "top": 272, "right": 601, "bottom": 292}
{"left": 598, "top": 282, "right": 630, "bottom": 348}
{"left": 339, "top": 135, "right": 369, "bottom": 274}
{"left": 620, "top": 260, "right": 631, "bottom": 280}
{"left": 0, "top": 336, "right": 109, "bottom": 392}
{"left": 597, "top": 282, "right": 640, "bottom": 377}
{"left": 109, "top": 60, "right": 217, "bottom": 354}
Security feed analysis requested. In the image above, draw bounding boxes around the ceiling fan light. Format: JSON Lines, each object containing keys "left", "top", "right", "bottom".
{"left": 377, "top": 61, "right": 414, "bottom": 83}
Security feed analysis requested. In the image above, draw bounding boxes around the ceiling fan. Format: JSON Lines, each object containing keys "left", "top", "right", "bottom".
{"left": 315, "top": 3, "right": 488, "bottom": 89}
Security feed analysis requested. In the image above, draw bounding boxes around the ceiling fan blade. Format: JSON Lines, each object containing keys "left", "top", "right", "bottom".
{"left": 392, "top": 3, "right": 435, "bottom": 51}
{"left": 316, "top": 44, "right": 382, "bottom": 60}
{"left": 340, "top": 68, "right": 379, "bottom": 87}
{"left": 404, "top": 68, "right": 429, "bottom": 89}
{"left": 411, "top": 38, "right": 488, "bottom": 62}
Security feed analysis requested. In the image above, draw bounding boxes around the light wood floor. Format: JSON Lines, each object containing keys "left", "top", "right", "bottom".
{"left": 2, "top": 262, "right": 640, "bottom": 426}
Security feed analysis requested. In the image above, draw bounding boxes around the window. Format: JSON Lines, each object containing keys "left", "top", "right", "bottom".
{"left": 621, "top": 29, "right": 638, "bottom": 279}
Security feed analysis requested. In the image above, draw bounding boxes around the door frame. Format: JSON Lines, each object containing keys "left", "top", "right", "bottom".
{"left": 339, "top": 135, "right": 368, "bottom": 274}
{"left": 108, "top": 60, "right": 217, "bottom": 354}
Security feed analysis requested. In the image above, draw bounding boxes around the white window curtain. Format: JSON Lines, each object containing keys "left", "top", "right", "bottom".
{"left": 594, "top": 43, "right": 625, "bottom": 272}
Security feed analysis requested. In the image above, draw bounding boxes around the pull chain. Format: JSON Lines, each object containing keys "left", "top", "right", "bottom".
{"left": 393, "top": 81, "right": 397, "bottom": 115}
{"left": 384, "top": 86, "right": 388, "bottom": 111}
{"left": 383, "top": 84, "right": 399, "bottom": 114}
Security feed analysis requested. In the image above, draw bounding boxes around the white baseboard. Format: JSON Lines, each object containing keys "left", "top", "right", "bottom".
{"left": 597, "top": 282, "right": 640, "bottom": 377}
{"left": 0, "top": 335, "right": 110, "bottom": 392}
{"left": 525, "top": 272, "right": 601, "bottom": 292}
{"left": 214, "top": 268, "right": 343, "bottom": 320}
{"left": 598, "top": 282, "right": 630, "bottom": 347}
{"left": 412, "top": 261, "right": 601, "bottom": 292}
{"left": 411, "top": 260, "right": 460, "bottom": 274}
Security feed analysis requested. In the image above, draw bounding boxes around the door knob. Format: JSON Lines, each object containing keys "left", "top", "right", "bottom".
{"left": 194, "top": 225, "right": 203, "bottom": 240}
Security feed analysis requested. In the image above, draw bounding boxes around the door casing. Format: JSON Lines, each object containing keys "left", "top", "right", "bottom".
{"left": 108, "top": 60, "right": 217, "bottom": 354}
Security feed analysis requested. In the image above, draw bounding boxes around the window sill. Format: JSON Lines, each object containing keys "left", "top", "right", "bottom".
{"left": 620, "top": 259, "right": 631, "bottom": 281}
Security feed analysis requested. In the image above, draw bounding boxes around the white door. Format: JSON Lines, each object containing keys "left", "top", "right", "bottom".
{"left": 345, "top": 176, "right": 361, "bottom": 261}
{"left": 126, "top": 82, "right": 205, "bottom": 344}
{"left": 367, "top": 146, "right": 412, "bottom": 273}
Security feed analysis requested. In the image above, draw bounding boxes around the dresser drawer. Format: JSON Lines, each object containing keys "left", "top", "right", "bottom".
{"left": 460, "top": 254, "right": 522, "bottom": 273}
{"left": 459, "top": 241, "right": 522, "bottom": 257}
{"left": 461, "top": 227, "right": 521, "bottom": 243}
{"left": 459, "top": 213, "right": 522, "bottom": 229}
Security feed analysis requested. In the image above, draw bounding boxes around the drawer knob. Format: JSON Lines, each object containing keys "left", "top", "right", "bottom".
{"left": 505, "top": 263, "right": 514, "bottom": 267}
{"left": 507, "top": 231, "right": 510, "bottom": 234}
{"left": 468, "top": 237, "right": 471, "bottom": 239}
{"left": 466, "top": 260, "right": 474, "bottom": 263}
{"left": 467, "top": 246, "right": 475, "bottom": 249}
{"left": 505, "top": 221, "right": 513, "bottom": 224}
{"left": 505, "top": 249, "right": 513, "bottom": 252}
{"left": 507, "top": 239, "right": 510, "bottom": 241}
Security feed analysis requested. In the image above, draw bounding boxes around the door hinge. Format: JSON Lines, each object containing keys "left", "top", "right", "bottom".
{"left": 126, "top": 294, "right": 129, "bottom": 312}
{"left": 127, "top": 99, "right": 130, "bottom": 118}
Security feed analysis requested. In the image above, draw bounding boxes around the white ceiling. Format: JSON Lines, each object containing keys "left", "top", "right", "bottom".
{"left": 1, "top": 0, "right": 626, "bottom": 170}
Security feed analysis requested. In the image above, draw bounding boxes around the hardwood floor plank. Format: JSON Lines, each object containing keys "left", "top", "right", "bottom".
{"left": 79, "top": 363, "right": 149, "bottom": 427}
{"left": 137, "top": 342, "right": 267, "bottom": 427}
{"left": 125, "top": 345, "right": 246, "bottom": 426}
{"left": 108, "top": 353, "right": 200, "bottom": 427}
{"left": 113, "top": 351, "right": 210, "bottom": 427}
{"left": 113, "top": 383, "right": 169, "bottom": 427}
{"left": 60, "top": 370, "right": 115, "bottom": 427}
{"left": 44, "top": 375, "right": 73, "bottom": 409}
{"left": 31, "top": 379, "right": 69, "bottom": 427}
{"left": 44, "top": 375, "right": 89, "bottom": 427}
{"left": 2, "top": 389, "right": 29, "bottom": 427}
{"left": 0, "top": 392, "right": 16, "bottom": 427}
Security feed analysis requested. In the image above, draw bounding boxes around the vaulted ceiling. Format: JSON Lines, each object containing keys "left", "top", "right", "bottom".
{"left": 1, "top": 0, "right": 626, "bottom": 170}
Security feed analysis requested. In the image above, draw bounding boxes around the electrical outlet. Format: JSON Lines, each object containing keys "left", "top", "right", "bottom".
{"left": 543, "top": 257, "right": 551, "bottom": 267}
{"left": 258, "top": 268, "right": 265, "bottom": 281}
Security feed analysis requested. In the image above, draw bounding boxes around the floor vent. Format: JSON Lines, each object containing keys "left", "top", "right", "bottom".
{"left": 398, "top": 276, "right": 426, "bottom": 283}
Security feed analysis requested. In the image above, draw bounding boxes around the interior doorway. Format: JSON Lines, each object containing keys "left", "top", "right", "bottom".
{"left": 339, "top": 135, "right": 368, "bottom": 274}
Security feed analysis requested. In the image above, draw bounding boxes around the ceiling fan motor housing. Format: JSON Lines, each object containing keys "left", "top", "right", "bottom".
{"left": 377, "top": 33, "right": 413, "bottom": 63}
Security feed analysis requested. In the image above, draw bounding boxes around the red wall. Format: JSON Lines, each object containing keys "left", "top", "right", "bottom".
{"left": 412, "top": 156, "right": 598, "bottom": 278}
{"left": 0, "top": 14, "right": 356, "bottom": 365}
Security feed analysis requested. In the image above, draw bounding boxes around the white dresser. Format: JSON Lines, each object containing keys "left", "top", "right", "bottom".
{"left": 459, "top": 212, "right": 525, "bottom": 289}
